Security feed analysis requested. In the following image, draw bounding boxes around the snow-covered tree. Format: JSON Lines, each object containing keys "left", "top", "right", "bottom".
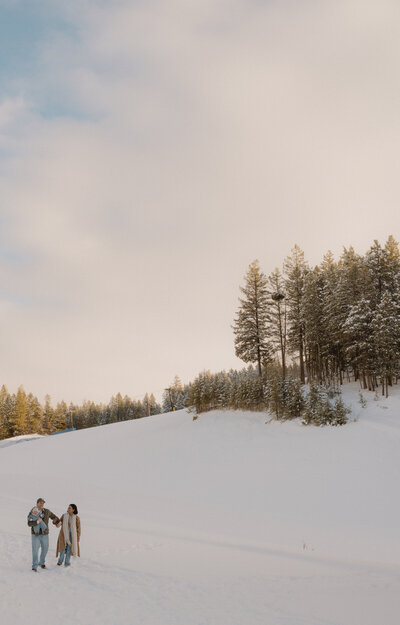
{"left": 162, "top": 376, "right": 187, "bottom": 412}
{"left": 365, "top": 240, "right": 393, "bottom": 306}
{"left": 343, "top": 299, "right": 376, "bottom": 390}
{"left": 371, "top": 292, "right": 400, "bottom": 396}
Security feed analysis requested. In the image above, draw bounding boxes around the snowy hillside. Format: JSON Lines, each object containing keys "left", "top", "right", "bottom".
{"left": 1, "top": 383, "right": 400, "bottom": 625}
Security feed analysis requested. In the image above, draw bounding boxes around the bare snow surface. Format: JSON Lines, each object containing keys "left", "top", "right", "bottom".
{"left": 1, "top": 383, "right": 400, "bottom": 624}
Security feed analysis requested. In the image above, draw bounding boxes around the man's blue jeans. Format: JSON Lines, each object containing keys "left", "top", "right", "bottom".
{"left": 31, "top": 533, "right": 49, "bottom": 569}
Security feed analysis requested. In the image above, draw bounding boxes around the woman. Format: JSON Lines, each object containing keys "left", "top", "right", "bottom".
{"left": 56, "top": 504, "right": 81, "bottom": 567}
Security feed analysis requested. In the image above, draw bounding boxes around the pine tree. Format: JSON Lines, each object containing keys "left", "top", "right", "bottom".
{"left": 302, "top": 267, "right": 326, "bottom": 383}
{"left": 147, "top": 393, "right": 162, "bottom": 415}
{"left": 54, "top": 401, "right": 68, "bottom": 430}
{"left": 109, "top": 393, "right": 125, "bottom": 422}
{"left": 285, "top": 378, "right": 304, "bottom": 419}
{"left": 265, "top": 375, "right": 285, "bottom": 419}
{"left": 3, "top": 393, "right": 16, "bottom": 437}
{"left": 343, "top": 299, "right": 376, "bottom": 390}
{"left": 371, "top": 291, "right": 400, "bottom": 396}
{"left": 365, "top": 240, "right": 393, "bottom": 306}
{"left": 150, "top": 394, "right": 160, "bottom": 415}
{"left": 42, "top": 395, "right": 55, "bottom": 433}
{"left": 319, "top": 252, "right": 345, "bottom": 386}
{"left": 331, "top": 397, "right": 350, "bottom": 425}
{"left": 384, "top": 236, "right": 400, "bottom": 302}
{"left": 162, "top": 376, "right": 186, "bottom": 412}
{"left": 284, "top": 246, "right": 308, "bottom": 383}
{"left": 213, "top": 372, "right": 231, "bottom": 407}
{"left": 84, "top": 401, "right": 100, "bottom": 427}
{"left": 116, "top": 393, "right": 125, "bottom": 421}
{"left": 26, "top": 393, "right": 43, "bottom": 433}
{"left": 233, "top": 260, "right": 273, "bottom": 377}
{"left": 333, "top": 247, "right": 369, "bottom": 383}
{"left": 187, "top": 375, "right": 201, "bottom": 413}
{"left": 12, "top": 386, "right": 27, "bottom": 437}
{"left": 268, "top": 268, "right": 287, "bottom": 379}
{"left": 199, "top": 370, "right": 215, "bottom": 412}
{"left": 143, "top": 393, "right": 152, "bottom": 416}
{"left": 302, "top": 384, "right": 328, "bottom": 426}
{"left": 0, "top": 385, "right": 11, "bottom": 439}
{"left": 173, "top": 376, "right": 186, "bottom": 410}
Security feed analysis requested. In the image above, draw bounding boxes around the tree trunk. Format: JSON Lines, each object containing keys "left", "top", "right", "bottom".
{"left": 362, "top": 370, "right": 367, "bottom": 390}
{"left": 257, "top": 353, "right": 262, "bottom": 378}
{"left": 299, "top": 335, "right": 305, "bottom": 384}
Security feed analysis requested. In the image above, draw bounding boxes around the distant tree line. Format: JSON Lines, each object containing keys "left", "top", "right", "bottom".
{"left": 0, "top": 384, "right": 162, "bottom": 441}
{"left": 0, "top": 373, "right": 199, "bottom": 440}
{"left": 0, "top": 374, "right": 198, "bottom": 440}
{"left": 232, "top": 237, "right": 400, "bottom": 398}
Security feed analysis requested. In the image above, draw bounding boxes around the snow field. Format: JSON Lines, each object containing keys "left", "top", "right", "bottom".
{"left": 1, "top": 382, "right": 400, "bottom": 624}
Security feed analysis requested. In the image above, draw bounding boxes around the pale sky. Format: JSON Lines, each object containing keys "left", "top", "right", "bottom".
{"left": 1, "top": 0, "right": 400, "bottom": 404}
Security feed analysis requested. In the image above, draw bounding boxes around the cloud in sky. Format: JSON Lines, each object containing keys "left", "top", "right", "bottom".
{"left": 1, "top": 0, "right": 400, "bottom": 403}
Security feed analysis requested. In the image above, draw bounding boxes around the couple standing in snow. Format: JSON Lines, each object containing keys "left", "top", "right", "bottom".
{"left": 27, "top": 498, "right": 81, "bottom": 571}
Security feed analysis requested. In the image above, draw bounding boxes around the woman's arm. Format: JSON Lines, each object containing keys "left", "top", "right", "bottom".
{"left": 76, "top": 516, "right": 81, "bottom": 541}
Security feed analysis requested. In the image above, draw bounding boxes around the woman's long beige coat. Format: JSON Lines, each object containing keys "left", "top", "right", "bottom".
{"left": 56, "top": 514, "right": 81, "bottom": 557}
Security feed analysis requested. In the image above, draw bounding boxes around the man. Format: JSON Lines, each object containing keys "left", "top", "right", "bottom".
{"left": 27, "top": 498, "right": 60, "bottom": 571}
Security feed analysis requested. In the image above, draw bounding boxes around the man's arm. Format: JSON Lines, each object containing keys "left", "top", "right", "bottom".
{"left": 48, "top": 510, "right": 60, "bottom": 524}
{"left": 27, "top": 518, "right": 38, "bottom": 527}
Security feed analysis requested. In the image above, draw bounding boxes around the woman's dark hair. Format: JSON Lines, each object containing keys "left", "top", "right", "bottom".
{"left": 70, "top": 503, "right": 78, "bottom": 515}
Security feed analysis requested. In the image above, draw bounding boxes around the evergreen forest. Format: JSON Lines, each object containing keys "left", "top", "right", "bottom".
{"left": 190, "top": 236, "right": 400, "bottom": 425}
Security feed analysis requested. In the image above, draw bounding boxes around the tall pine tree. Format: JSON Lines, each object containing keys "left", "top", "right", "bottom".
{"left": 268, "top": 268, "right": 287, "bottom": 379}
{"left": 233, "top": 260, "right": 273, "bottom": 377}
{"left": 284, "top": 246, "right": 308, "bottom": 383}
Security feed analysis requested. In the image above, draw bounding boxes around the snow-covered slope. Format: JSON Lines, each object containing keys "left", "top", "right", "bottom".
{"left": 1, "top": 383, "right": 400, "bottom": 625}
